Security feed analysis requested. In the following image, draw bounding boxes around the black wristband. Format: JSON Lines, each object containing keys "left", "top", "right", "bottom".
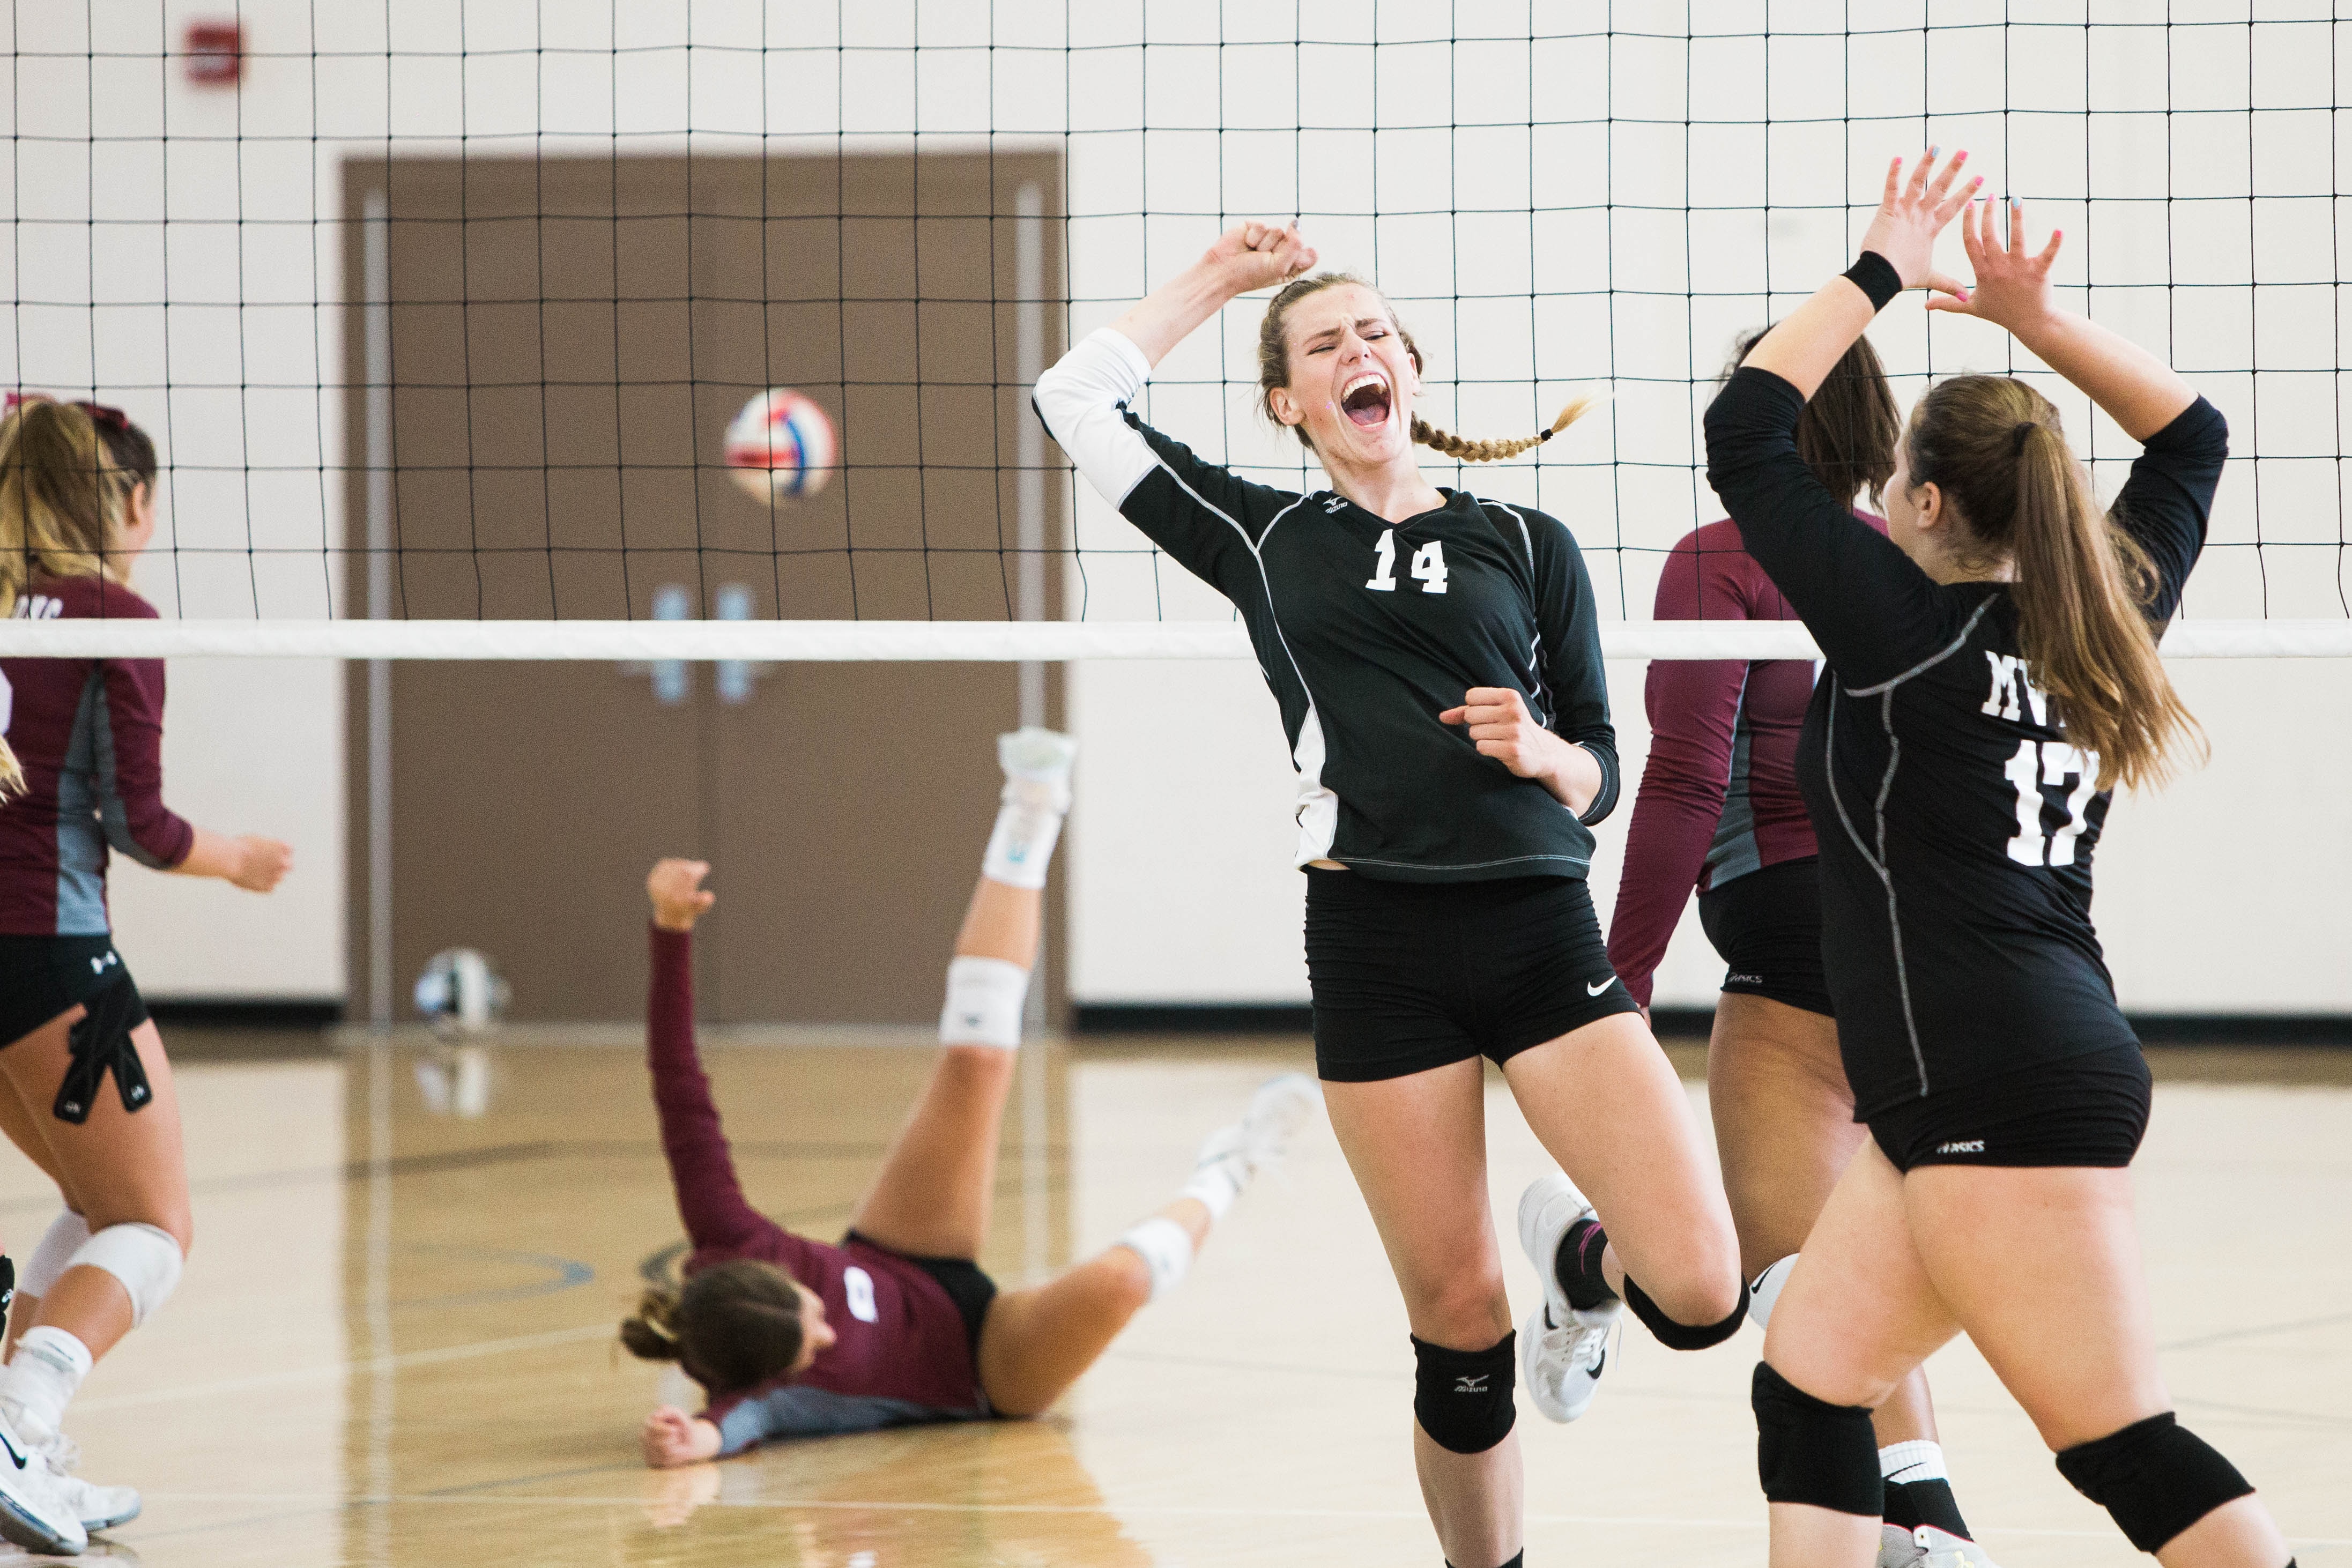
{"left": 1842, "top": 250, "right": 1903, "bottom": 312}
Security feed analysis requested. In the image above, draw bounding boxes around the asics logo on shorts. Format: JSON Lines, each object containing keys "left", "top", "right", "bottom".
{"left": 1727, "top": 972, "right": 1763, "bottom": 985}
{"left": 1935, "top": 1140, "right": 1985, "bottom": 1155}
{"left": 1585, "top": 977, "right": 1614, "bottom": 996}
{"left": 1453, "top": 1373, "right": 1490, "bottom": 1394}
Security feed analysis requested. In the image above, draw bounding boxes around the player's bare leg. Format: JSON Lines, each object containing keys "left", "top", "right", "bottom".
{"left": 849, "top": 730, "right": 1072, "bottom": 1261}
{"left": 982, "top": 1072, "right": 1318, "bottom": 1417}
{"left": 1710, "top": 994, "right": 1969, "bottom": 1564}
{"left": 1325, "top": 1059, "right": 1523, "bottom": 1568}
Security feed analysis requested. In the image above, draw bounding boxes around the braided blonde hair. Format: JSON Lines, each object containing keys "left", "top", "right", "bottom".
{"left": 1258, "top": 271, "right": 1600, "bottom": 462}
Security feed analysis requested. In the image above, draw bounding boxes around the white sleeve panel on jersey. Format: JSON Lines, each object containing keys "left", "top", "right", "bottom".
{"left": 1032, "top": 328, "right": 1158, "bottom": 509}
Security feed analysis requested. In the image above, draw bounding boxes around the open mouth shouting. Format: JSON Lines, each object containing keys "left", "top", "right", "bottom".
{"left": 1341, "top": 371, "right": 1393, "bottom": 430}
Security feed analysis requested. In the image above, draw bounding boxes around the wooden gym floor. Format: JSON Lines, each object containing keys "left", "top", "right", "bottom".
{"left": 11, "top": 1031, "right": 2347, "bottom": 1566}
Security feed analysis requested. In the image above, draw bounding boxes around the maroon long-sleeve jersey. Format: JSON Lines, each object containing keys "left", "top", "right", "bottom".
{"left": 1604, "top": 516, "right": 1882, "bottom": 1007}
{"left": 645, "top": 926, "right": 988, "bottom": 1453}
{"left": 1, "top": 576, "right": 194, "bottom": 935}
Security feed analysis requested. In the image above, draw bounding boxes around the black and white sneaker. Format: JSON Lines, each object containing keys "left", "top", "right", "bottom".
{"left": 1515, "top": 1173, "right": 1619, "bottom": 1423}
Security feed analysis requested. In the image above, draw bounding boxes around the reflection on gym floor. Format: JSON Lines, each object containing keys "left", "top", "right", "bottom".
{"left": 8, "top": 1035, "right": 2345, "bottom": 1567}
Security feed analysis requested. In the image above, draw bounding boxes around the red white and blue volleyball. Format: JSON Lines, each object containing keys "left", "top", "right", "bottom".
{"left": 724, "top": 388, "right": 836, "bottom": 502}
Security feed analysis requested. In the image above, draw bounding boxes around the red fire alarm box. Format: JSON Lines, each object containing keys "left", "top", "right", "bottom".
{"left": 184, "top": 21, "right": 242, "bottom": 85}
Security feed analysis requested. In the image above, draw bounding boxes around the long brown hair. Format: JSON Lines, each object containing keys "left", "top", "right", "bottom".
{"left": 1733, "top": 326, "right": 1901, "bottom": 505}
{"left": 1257, "top": 271, "right": 1596, "bottom": 460}
{"left": 1902, "top": 375, "right": 2202, "bottom": 789}
{"left": 618, "top": 1258, "right": 807, "bottom": 1393}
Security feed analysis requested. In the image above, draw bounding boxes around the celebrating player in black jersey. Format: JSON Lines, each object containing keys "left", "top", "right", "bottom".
{"left": 1706, "top": 152, "right": 2295, "bottom": 1568}
{"left": 1036, "top": 222, "right": 1743, "bottom": 1568}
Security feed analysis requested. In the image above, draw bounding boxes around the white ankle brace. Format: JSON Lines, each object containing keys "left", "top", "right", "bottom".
{"left": 1115, "top": 1217, "right": 1195, "bottom": 1302}
{"left": 2, "top": 1326, "right": 92, "bottom": 1440}
{"left": 939, "top": 956, "right": 1030, "bottom": 1050}
{"left": 982, "top": 792, "right": 1066, "bottom": 890}
{"left": 19, "top": 1211, "right": 91, "bottom": 1299}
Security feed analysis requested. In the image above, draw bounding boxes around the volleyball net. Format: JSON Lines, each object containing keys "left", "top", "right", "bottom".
{"left": 3, "top": 4, "right": 2348, "bottom": 661}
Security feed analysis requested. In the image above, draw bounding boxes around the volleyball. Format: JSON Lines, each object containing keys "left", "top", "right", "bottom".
{"left": 724, "top": 388, "right": 836, "bottom": 502}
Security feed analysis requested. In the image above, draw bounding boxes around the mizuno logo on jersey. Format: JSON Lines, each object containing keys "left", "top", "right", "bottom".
{"left": 1935, "top": 1140, "right": 1985, "bottom": 1155}
{"left": 1322, "top": 495, "right": 1348, "bottom": 514}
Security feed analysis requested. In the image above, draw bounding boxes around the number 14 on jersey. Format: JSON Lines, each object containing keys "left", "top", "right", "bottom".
{"left": 1366, "top": 530, "right": 1448, "bottom": 594}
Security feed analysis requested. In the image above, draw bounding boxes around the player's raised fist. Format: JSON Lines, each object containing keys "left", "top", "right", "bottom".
{"left": 647, "top": 858, "right": 717, "bottom": 932}
{"left": 1203, "top": 220, "right": 1317, "bottom": 294}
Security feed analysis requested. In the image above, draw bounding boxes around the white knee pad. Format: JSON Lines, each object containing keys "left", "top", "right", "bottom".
{"left": 939, "top": 956, "right": 1029, "bottom": 1050}
{"left": 1115, "top": 1217, "right": 1195, "bottom": 1302}
{"left": 19, "top": 1211, "right": 92, "bottom": 1299}
{"left": 68, "top": 1222, "right": 183, "bottom": 1328}
{"left": 1748, "top": 1253, "right": 1798, "bottom": 1334}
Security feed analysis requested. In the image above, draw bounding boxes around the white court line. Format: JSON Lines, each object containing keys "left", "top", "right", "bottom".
{"left": 73, "top": 1322, "right": 617, "bottom": 1413}
{"left": 120, "top": 1491, "right": 2352, "bottom": 1547}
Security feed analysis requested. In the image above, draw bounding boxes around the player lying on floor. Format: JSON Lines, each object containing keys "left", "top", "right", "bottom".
{"left": 624, "top": 728, "right": 1317, "bottom": 1464}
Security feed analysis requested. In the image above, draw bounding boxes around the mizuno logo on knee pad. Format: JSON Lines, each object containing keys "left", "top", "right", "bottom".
{"left": 1413, "top": 1333, "right": 1518, "bottom": 1455}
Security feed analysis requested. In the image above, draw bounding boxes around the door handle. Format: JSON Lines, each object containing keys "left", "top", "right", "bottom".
{"left": 715, "top": 583, "right": 766, "bottom": 705}
{"left": 620, "top": 583, "right": 693, "bottom": 705}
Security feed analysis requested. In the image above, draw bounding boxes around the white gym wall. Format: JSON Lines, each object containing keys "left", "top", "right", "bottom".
{"left": 3, "top": 2, "right": 2343, "bottom": 1013}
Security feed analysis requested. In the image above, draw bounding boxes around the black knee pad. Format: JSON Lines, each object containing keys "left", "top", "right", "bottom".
{"left": 1626, "top": 1274, "right": 1748, "bottom": 1350}
{"left": 1412, "top": 1332, "right": 1517, "bottom": 1455}
{"left": 2055, "top": 1412, "right": 2254, "bottom": 1554}
{"left": 1752, "top": 1362, "right": 1882, "bottom": 1516}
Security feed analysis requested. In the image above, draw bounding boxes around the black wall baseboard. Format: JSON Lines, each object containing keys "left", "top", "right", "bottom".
{"left": 1074, "top": 1001, "right": 2351, "bottom": 1046}
{"left": 146, "top": 999, "right": 345, "bottom": 1030}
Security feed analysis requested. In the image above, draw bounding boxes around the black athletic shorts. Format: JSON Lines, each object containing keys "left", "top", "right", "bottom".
{"left": 1867, "top": 1045, "right": 2153, "bottom": 1172}
{"left": 0, "top": 934, "right": 155, "bottom": 1125}
{"left": 0, "top": 934, "right": 148, "bottom": 1051}
{"left": 1305, "top": 868, "right": 1640, "bottom": 1083}
{"left": 842, "top": 1229, "right": 998, "bottom": 1361}
{"left": 1696, "top": 858, "right": 1833, "bottom": 1019}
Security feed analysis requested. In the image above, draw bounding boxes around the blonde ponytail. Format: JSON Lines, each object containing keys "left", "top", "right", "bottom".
{"left": 1257, "top": 270, "right": 1600, "bottom": 462}
{"left": 1903, "top": 377, "right": 2203, "bottom": 791}
{"left": 1411, "top": 392, "right": 1603, "bottom": 464}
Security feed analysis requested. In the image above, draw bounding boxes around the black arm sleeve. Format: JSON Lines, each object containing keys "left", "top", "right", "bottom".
{"left": 1524, "top": 507, "right": 1620, "bottom": 826}
{"left": 1704, "top": 366, "right": 1959, "bottom": 686}
{"left": 2105, "top": 396, "right": 2227, "bottom": 626}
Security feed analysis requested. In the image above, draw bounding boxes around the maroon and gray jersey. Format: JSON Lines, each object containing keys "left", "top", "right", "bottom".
{"left": 0, "top": 576, "right": 193, "bottom": 935}
{"left": 644, "top": 926, "right": 988, "bottom": 1453}
{"left": 1606, "top": 514, "right": 1884, "bottom": 1007}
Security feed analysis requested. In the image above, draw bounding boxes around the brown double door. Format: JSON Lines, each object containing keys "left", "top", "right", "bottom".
{"left": 343, "top": 152, "right": 1065, "bottom": 1024}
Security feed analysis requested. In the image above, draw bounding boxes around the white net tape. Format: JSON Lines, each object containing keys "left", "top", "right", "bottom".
{"left": 0, "top": 619, "right": 2342, "bottom": 662}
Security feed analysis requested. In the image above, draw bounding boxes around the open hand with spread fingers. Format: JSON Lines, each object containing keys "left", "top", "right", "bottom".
{"left": 1928, "top": 196, "right": 2063, "bottom": 335}
{"left": 1856, "top": 148, "right": 1979, "bottom": 300}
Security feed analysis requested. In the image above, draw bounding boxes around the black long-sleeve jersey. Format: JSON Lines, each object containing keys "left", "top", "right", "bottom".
{"left": 1035, "top": 328, "right": 1620, "bottom": 882}
{"left": 1705, "top": 365, "right": 2225, "bottom": 1117}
